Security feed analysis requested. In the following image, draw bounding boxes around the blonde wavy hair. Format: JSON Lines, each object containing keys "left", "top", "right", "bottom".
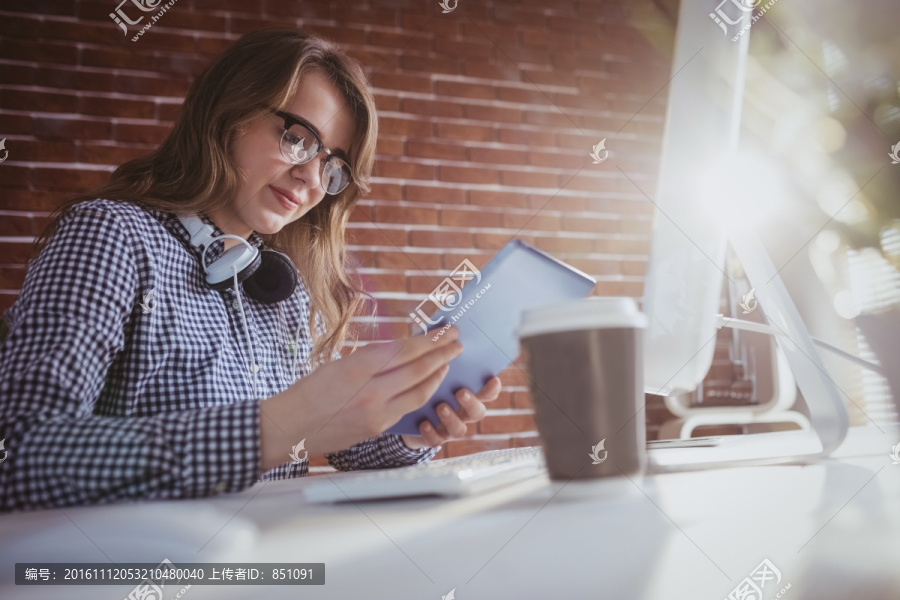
{"left": 32, "top": 28, "right": 378, "bottom": 366}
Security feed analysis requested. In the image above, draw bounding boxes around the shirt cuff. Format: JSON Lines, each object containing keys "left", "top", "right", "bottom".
{"left": 324, "top": 431, "right": 440, "bottom": 471}
{"left": 387, "top": 433, "right": 441, "bottom": 463}
{"left": 179, "top": 396, "right": 263, "bottom": 497}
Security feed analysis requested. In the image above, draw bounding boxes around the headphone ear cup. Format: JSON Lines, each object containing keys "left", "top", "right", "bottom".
{"left": 242, "top": 250, "right": 298, "bottom": 304}
{"left": 206, "top": 246, "right": 261, "bottom": 291}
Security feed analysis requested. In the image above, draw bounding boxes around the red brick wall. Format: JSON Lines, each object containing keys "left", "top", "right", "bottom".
{"left": 0, "top": 0, "right": 675, "bottom": 464}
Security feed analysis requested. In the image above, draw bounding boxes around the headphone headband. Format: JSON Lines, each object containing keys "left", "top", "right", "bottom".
{"left": 177, "top": 214, "right": 217, "bottom": 250}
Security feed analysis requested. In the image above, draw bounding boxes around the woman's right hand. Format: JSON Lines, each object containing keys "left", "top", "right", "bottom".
{"left": 258, "top": 326, "right": 463, "bottom": 470}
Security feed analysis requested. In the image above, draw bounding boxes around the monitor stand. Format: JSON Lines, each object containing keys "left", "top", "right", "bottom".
{"left": 728, "top": 225, "right": 849, "bottom": 455}
{"left": 648, "top": 226, "right": 850, "bottom": 473}
{"left": 657, "top": 244, "right": 812, "bottom": 440}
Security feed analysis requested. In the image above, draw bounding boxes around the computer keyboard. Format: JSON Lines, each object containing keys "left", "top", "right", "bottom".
{"left": 301, "top": 438, "right": 728, "bottom": 503}
{"left": 302, "top": 446, "right": 547, "bottom": 504}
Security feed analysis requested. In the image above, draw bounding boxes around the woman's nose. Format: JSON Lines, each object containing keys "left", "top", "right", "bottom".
{"left": 290, "top": 153, "right": 323, "bottom": 188}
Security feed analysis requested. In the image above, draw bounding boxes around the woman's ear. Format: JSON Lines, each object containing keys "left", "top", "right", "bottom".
{"left": 230, "top": 123, "right": 250, "bottom": 141}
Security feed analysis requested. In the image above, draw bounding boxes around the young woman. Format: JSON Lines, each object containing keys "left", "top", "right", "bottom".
{"left": 0, "top": 28, "right": 500, "bottom": 511}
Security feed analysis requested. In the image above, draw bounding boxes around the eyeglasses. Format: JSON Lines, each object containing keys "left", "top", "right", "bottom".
{"left": 273, "top": 110, "right": 353, "bottom": 195}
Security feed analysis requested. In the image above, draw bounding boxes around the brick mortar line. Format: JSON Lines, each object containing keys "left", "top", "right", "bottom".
{"left": 355, "top": 199, "right": 655, "bottom": 218}
{"left": 0, "top": 60, "right": 206, "bottom": 82}
{"left": 372, "top": 159, "right": 662, "bottom": 176}
{"left": 347, "top": 222, "right": 650, "bottom": 235}
{"left": 378, "top": 104, "right": 666, "bottom": 124}
{"left": 344, "top": 245, "right": 650, "bottom": 254}
{"left": 0, "top": 106, "right": 665, "bottom": 139}
{"left": 0, "top": 107, "right": 181, "bottom": 125}
{"left": 367, "top": 180, "right": 660, "bottom": 199}
{"left": 367, "top": 177, "right": 659, "bottom": 190}
{"left": 355, "top": 251, "right": 651, "bottom": 258}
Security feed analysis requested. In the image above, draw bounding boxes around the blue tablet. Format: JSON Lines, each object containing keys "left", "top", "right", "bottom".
{"left": 386, "top": 239, "right": 597, "bottom": 436}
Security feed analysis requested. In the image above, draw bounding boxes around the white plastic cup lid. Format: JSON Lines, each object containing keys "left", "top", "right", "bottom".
{"left": 517, "top": 296, "right": 647, "bottom": 338}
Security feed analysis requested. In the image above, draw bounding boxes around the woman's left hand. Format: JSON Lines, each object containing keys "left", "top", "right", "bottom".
{"left": 400, "top": 376, "right": 502, "bottom": 449}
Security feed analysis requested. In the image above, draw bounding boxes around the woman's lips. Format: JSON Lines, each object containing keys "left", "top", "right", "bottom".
{"left": 270, "top": 186, "right": 300, "bottom": 210}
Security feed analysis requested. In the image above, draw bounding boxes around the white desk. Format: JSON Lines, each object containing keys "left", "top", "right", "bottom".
{"left": 2, "top": 425, "right": 899, "bottom": 600}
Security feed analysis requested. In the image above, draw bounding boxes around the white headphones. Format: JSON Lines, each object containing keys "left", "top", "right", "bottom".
{"left": 176, "top": 214, "right": 298, "bottom": 304}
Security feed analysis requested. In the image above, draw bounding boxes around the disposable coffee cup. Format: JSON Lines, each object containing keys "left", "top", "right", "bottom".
{"left": 516, "top": 296, "right": 648, "bottom": 480}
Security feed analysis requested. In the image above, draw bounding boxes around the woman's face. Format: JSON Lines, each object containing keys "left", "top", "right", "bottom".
{"left": 213, "top": 68, "right": 357, "bottom": 240}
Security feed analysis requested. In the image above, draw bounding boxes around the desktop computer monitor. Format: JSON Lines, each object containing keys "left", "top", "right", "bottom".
{"left": 639, "top": 0, "right": 848, "bottom": 454}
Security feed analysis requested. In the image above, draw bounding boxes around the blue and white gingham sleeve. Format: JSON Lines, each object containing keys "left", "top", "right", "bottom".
{"left": 0, "top": 206, "right": 261, "bottom": 511}
{"left": 325, "top": 432, "right": 440, "bottom": 472}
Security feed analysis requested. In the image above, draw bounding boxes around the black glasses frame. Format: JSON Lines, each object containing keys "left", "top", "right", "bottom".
{"left": 272, "top": 110, "right": 353, "bottom": 195}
